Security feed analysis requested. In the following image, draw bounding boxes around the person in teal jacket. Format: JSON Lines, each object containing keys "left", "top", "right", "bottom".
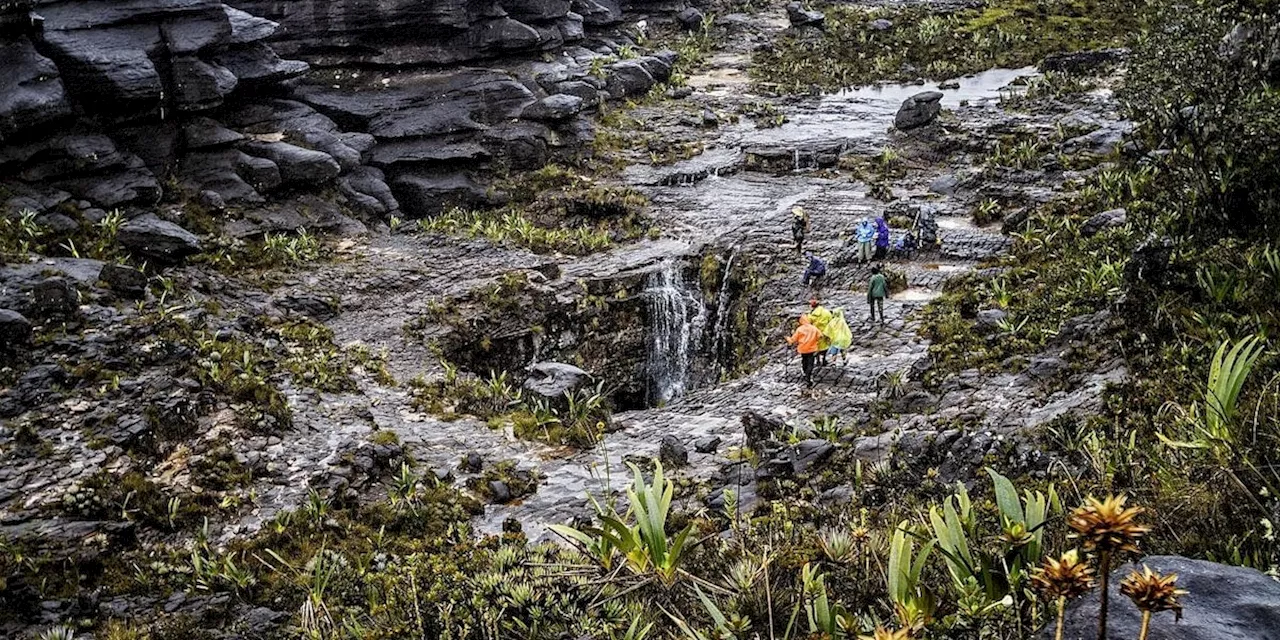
{"left": 868, "top": 266, "right": 888, "bottom": 324}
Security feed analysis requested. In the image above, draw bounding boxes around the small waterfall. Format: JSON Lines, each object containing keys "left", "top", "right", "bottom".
{"left": 711, "top": 248, "right": 738, "bottom": 374}
{"left": 645, "top": 262, "right": 705, "bottom": 405}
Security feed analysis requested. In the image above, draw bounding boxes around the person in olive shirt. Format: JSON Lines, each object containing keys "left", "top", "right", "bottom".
{"left": 867, "top": 266, "right": 888, "bottom": 324}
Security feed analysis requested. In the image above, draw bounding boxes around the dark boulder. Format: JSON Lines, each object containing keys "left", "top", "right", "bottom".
{"left": 338, "top": 166, "right": 399, "bottom": 216}
{"left": 0, "top": 309, "right": 32, "bottom": 352}
{"left": 391, "top": 172, "right": 489, "bottom": 216}
{"left": 894, "top": 91, "right": 944, "bottom": 130}
{"left": 741, "top": 411, "right": 782, "bottom": 448}
{"left": 793, "top": 439, "right": 835, "bottom": 472}
{"left": 1041, "top": 48, "right": 1128, "bottom": 74}
{"left": 99, "top": 263, "right": 147, "bottom": 299}
{"left": 117, "top": 215, "right": 203, "bottom": 263}
{"left": 1026, "top": 356, "right": 1067, "bottom": 379}
{"left": 30, "top": 277, "right": 80, "bottom": 320}
{"left": 694, "top": 436, "right": 721, "bottom": 454}
{"left": 501, "top": 0, "right": 571, "bottom": 23}
{"left": 659, "top": 435, "right": 688, "bottom": 467}
{"left": 573, "top": 0, "right": 623, "bottom": 26}
{"left": 39, "top": 24, "right": 164, "bottom": 111}
{"left": 1041, "top": 556, "right": 1280, "bottom": 640}
{"left": 224, "top": 5, "right": 279, "bottom": 44}
{"left": 975, "top": 308, "right": 1007, "bottom": 331}
{"left": 786, "top": 2, "right": 825, "bottom": 28}
{"left": 240, "top": 141, "right": 341, "bottom": 187}
{"left": 677, "top": 7, "right": 706, "bottom": 31}
{"left": 183, "top": 117, "right": 244, "bottom": 149}
{"left": 0, "top": 38, "right": 73, "bottom": 141}
{"left": 212, "top": 42, "right": 309, "bottom": 86}
{"left": 604, "top": 60, "right": 656, "bottom": 98}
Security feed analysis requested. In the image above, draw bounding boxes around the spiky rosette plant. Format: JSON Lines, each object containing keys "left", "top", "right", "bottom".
{"left": 1120, "top": 566, "right": 1186, "bottom": 640}
{"left": 1032, "top": 549, "right": 1097, "bottom": 640}
{"left": 1068, "top": 495, "right": 1150, "bottom": 640}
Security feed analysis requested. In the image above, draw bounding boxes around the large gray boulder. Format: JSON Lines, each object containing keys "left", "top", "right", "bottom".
{"left": 1081, "top": 208, "right": 1127, "bottom": 237}
{"left": 240, "top": 140, "right": 341, "bottom": 186}
{"left": 524, "top": 362, "right": 591, "bottom": 400}
{"left": 0, "top": 38, "right": 73, "bottom": 141}
{"left": 786, "top": 2, "right": 825, "bottom": 28}
{"left": 390, "top": 172, "right": 488, "bottom": 216}
{"left": 894, "top": 91, "right": 944, "bottom": 130}
{"left": 522, "top": 94, "right": 585, "bottom": 121}
{"left": 117, "top": 215, "right": 203, "bottom": 263}
{"left": 604, "top": 60, "right": 656, "bottom": 98}
{"left": 572, "top": 0, "right": 623, "bottom": 26}
{"left": 1041, "top": 556, "right": 1280, "bottom": 640}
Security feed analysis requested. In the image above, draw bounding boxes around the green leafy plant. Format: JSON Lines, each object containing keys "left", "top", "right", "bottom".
{"left": 888, "top": 523, "right": 935, "bottom": 631}
{"left": 551, "top": 461, "right": 694, "bottom": 586}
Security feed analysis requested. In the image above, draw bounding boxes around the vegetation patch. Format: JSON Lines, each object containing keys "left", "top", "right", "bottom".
{"left": 753, "top": 0, "right": 1147, "bottom": 92}
{"left": 416, "top": 166, "right": 651, "bottom": 255}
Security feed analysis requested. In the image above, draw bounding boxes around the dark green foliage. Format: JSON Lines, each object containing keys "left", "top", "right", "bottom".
{"left": 1124, "top": 0, "right": 1280, "bottom": 239}
{"left": 754, "top": 0, "right": 1147, "bottom": 92}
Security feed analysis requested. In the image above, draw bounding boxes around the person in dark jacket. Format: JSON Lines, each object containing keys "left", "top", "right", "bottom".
{"left": 802, "top": 252, "right": 827, "bottom": 291}
{"left": 874, "top": 216, "right": 890, "bottom": 260}
{"left": 791, "top": 206, "right": 810, "bottom": 254}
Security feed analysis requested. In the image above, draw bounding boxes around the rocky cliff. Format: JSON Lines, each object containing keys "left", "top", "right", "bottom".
{"left": 0, "top": 0, "right": 685, "bottom": 235}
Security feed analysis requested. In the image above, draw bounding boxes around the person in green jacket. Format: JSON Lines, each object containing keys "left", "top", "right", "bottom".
{"left": 867, "top": 266, "right": 888, "bottom": 324}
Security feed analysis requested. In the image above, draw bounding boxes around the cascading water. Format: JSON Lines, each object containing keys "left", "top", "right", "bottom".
{"left": 711, "top": 248, "right": 738, "bottom": 374}
{"left": 645, "top": 262, "right": 706, "bottom": 405}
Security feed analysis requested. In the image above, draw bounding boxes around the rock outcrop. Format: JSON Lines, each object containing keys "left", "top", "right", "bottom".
{"left": 1, "top": 0, "right": 682, "bottom": 228}
{"left": 1042, "top": 556, "right": 1280, "bottom": 640}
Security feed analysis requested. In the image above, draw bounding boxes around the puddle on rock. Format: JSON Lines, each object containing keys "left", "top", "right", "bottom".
{"left": 894, "top": 287, "right": 940, "bottom": 301}
{"left": 736, "top": 67, "right": 1039, "bottom": 170}
{"left": 937, "top": 216, "right": 982, "bottom": 231}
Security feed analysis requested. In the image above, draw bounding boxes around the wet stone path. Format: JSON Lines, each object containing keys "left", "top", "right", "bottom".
{"left": 220, "top": 29, "right": 1131, "bottom": 542}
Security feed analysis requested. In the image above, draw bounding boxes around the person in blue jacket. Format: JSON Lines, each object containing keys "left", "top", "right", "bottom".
{"left": 855, "top": 218, "right": 875, "bottom": 263}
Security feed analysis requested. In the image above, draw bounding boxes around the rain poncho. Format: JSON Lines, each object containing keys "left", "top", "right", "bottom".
{"left": 875, "top": 217, "right": 890, "bottom": 248}
{"left": 855, "top": 220, "right": 875, "bottom": 243}
{"left": 810, "top": 304, "right": 833, "bottom": 350}
{"left": 787, "top": 315, "right": 822, "bottom": 354}
{"left": 827, "top": 308, "right": 853, "bottom": 350}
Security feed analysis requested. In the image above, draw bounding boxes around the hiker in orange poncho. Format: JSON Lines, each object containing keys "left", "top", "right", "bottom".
{"left": 786, "top": 314, "right": 822, "bottom": 388}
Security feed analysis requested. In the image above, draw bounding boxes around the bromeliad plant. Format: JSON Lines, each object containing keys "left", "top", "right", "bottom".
{"left": 551, "top": 461, "right": 695, "bottom": 587}
{"left": 888, "top": 523, "right": 936, "bottom": 631}
{"left": 928, "top": 470, "right": 1058, "bottom": 604}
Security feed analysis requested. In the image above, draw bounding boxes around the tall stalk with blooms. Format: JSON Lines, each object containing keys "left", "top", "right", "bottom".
{"left": 1067, "top": 495, "right": 1150, "bottom": 640}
